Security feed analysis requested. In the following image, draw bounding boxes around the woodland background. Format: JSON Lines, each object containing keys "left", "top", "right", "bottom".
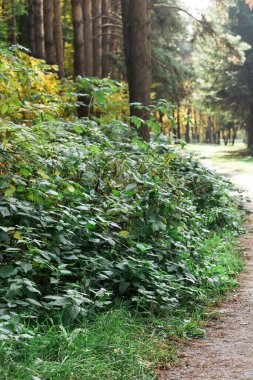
{"left": 1, "top": 0, "right": 253, "bottom": 145}
{"left": 0, "top": 1, "right": 253, "bottom": 379}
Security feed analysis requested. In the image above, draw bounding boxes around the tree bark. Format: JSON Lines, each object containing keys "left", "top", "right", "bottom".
{"left": 177, "top": 104, "right": 181, "bottom": 140}
{"left": 185, "top": 107, "right": 191, "bottom": 143}
{"left": 122, "top": 0, "right": 151, "bottom": 142}
{"left": 83, "top": 0, "right": 93, "bottom": 76}
{"left": 102, "top": 0, "right": 110, "bottom": 77}
{"left": 10, "top": 0, "right": 16, "bottom": 44}
{"left": 92, "top": 0, "right": 102, "bottom": 77}
{"left": 28, "top": 0, "right": 35, "bottom": 55}
{"left": 110, "top": 0, "right": 121, "bottom": 79}
{"left": 44, "top": 0, "right": 56, "bottom": 64}
{"left": 53, "top": 0, "right": 65, "bottom": 78}
{"left": 71, "top": 0, "right": 85, "bottom": 77}
{"left": 248, "top": 105, "right": 253, "bottom": 149}
{"left": 33, "top": 0, "right": 45, "bottom": 59}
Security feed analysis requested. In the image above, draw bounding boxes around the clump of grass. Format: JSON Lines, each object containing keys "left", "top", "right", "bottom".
{"left": 0, "top": 308, "right": 177, "bottom": 380}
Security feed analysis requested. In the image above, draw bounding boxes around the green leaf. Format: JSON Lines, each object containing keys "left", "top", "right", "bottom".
{"left": 4, "top": 186, "right": 16, "bottom": 197}
{"left": 0, "top": 207, "right": 11, "bottom": 217}
{"left": 124, "top": 183, "right": 137, "bottom": 192}
{"left": 0, "top": 265, "right": 18, "bottom": 278}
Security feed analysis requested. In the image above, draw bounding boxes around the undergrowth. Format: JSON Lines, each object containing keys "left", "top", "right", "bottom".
{"left": 0, "top": 48, "right": 245, "bottom": 379}
{"left": 0, "top": 231, "right": 243, "bottom": 380}
{"left": 0, "top": 119, "right": 244, "bottom": 332}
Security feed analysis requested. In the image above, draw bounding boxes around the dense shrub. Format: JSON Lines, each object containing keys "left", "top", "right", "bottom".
{"left": 0, "top": 47, "right": 244, "bottom": 337}
{"left": 0, "top": 117, "right": 243, "bottom": 335}
{"left": 0, "top": 46, "right": 75, "bottom": 122}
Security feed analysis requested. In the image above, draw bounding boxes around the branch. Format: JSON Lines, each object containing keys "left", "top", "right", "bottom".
{"left": 153, "top": 4, "right": 204, "bottom": 24}
{"left": 153, "top": 3, "right": 215, "bottom": 35}
{"left": 93, "top": 32, "right": 122, "bottom": 40}
{"left": 101, "top": 23, "right": 123, "bottom": 29}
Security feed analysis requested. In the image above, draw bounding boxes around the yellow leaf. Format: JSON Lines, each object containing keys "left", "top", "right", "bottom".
{"left": 37, "top": 170, "right": 49, "bottom": 179}
{"left": 67, "top": 185, "right": 75, "bottom": 193}
{"left": 119, "top": 230, "right": 129, "bottom": 237}
{"left": 13, "top": 231, "right": 23, "bottom": 240}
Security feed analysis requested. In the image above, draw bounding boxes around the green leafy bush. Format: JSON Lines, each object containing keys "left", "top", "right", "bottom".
{"left": 0, "top": 46, "right": 75, "bottom": 123}
{"left": 0, "top": 47, "right": 244, "bottom": 336}
{"left": 0, "top": 114, "right": 243, "bottom": 335}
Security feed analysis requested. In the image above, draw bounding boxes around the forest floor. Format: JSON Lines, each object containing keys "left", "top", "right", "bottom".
{"left": 162, "top": 143, "right": 253, "bottom": 380}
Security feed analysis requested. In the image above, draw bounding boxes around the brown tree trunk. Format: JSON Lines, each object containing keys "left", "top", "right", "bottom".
{"left": 10, "top": 0, "right": 16, "bottom": 44}
{"left": 83, "top": 0, "right": 93, "bottom": 76}
{"left": 92, "top": 0, "right": 102, "bottom": 77}
{"left": 102, "top": 0, "right": 110, "bottom": 77}
{"left": 122, "top": 0, "right": 151, "bottom": 142}
{"left": 33, "top": 0, "right": 45, "bottom": 59}
{"left": 53, "top": 0, "right": 64, "bottom": 78}
{"left": 63, "top": 0, "right": 68, "bottom": 23}
{"left": 71, "top": 0, "right": 85, "bottom": 77}
{"left": 110, "top": 0, "right": 121, "bottom": 79}
{"left": 44, "top": 0, "right": 56, "bottom": 64}
{"left": 185, "top": 107, "right": 191, "bottom": 143}
{"left": 177, "top": 104, "right": 181, "bottom": 140}
{"left": 28, "top": 0, "right": 35, "bottom": 55}
{"left": 248, "top": 106, "right": 253, "bottom": 150}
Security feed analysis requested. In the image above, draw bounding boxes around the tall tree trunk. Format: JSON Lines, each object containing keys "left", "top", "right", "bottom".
{"left": 185, "top": 107, "right": 191, "bottom": 143}
{"left": 83, "top": 0, "right": 93, "bottom": 76}
{"left": 53, "top": 0, "right": 64, "bottom": 78}
{"left": 71, "top": 0, "right": 85, "bottom": 77}
{"left": 177, "top": 104, "right": 181, "bottom": 140}
{"left": 122, "top": 0, "right": 151, "bottom": 142}
{"left": 102, "top": 0, "right": 110, "bottom": 77}
{"left": 92, "top": 0, "right": 102, "bottom": 77}
{"left": 248, "top": 106, "right": 253, "bottom": 149}
{"left": 205, "top": 116, "right": 211, "bottom": 143}
{"left": 63, "top": 0, "right": 67, "bottom": 24}
{"left": 44, "top": 0, "right": 56, "bottom": 64}
{"left": 110, "top": 0, "right": 121, "bottom": 79}
{"left": 28, "top": 0, "right": 35, "bottom": 55}
{"left": 33, "top": 0, "right": 45, "bottom": 59}
{"left": 10, "top": 0, "right": 16, "bottom": 44}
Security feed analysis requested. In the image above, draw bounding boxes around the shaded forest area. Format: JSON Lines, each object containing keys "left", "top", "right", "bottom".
{"left": 1, "top": 0, "right": 253, "bottom": 146}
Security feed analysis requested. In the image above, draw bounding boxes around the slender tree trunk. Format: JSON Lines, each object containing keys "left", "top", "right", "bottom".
{"left": 185, "top": 106, "right": 191, "bottom": 143}
{"left": 102, "top": 0, "right": 110, "bottom": 77}
{"left": 28, "top": 0, "right": 35, "bottom": 55}
{"left": 217, "top": 130, "right": 221, "bottom": 145}
{"left": 248, "top": 106, "right": 253, "bottom": 149}
{"left": 71, "top": 0, "right": 85, "bottom": 77}
{"left": 10, "top": 0, "right": 16, "bottom": 44}
{"left": 92, "top": 0, "right": 102, "bottom": 77}
{"left": 53, "top": 0, "right": 64, "bottom": 78}
{"left": 63, "top": 0, "right": 67, "bottom": 23}
{"left": 44, "top": 0, "right": 56, "bottom": 64}
{"left": 205, "top": 116, "right": 212, "bottom": 143}
{"left": 177, "top": 104, "right": 181, "bottom": 140}
{"left": 193, "top": 108, "right": 198, "bottom": 142}
{"left": 122, "top": 0, "right": 151, "bottom": 142}
{"left": 33, "top": 0, "right": 45, "bottom": 59}
{"left": 110, "top": 0, "right": 121, "bottom": 79}
{"left": 83, "top": 0, "right": 93, "bottom": 76}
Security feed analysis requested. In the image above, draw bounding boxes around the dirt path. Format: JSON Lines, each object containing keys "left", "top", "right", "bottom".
{"left": 162, "top": 162, "right": 253, "bottom": 380}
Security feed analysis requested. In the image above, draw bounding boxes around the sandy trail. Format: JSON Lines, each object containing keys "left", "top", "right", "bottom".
{"left": 162, "top": 160, "right": 253, "bottom": 380}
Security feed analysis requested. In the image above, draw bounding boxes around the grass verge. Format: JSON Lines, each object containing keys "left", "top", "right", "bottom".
{"left": 0, "top": 231, "right": 243, "bottom": 380}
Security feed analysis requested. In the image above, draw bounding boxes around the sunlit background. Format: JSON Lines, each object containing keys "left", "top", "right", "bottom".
{"left": 184, "top": 0, "right": 211, "bottom": 16}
